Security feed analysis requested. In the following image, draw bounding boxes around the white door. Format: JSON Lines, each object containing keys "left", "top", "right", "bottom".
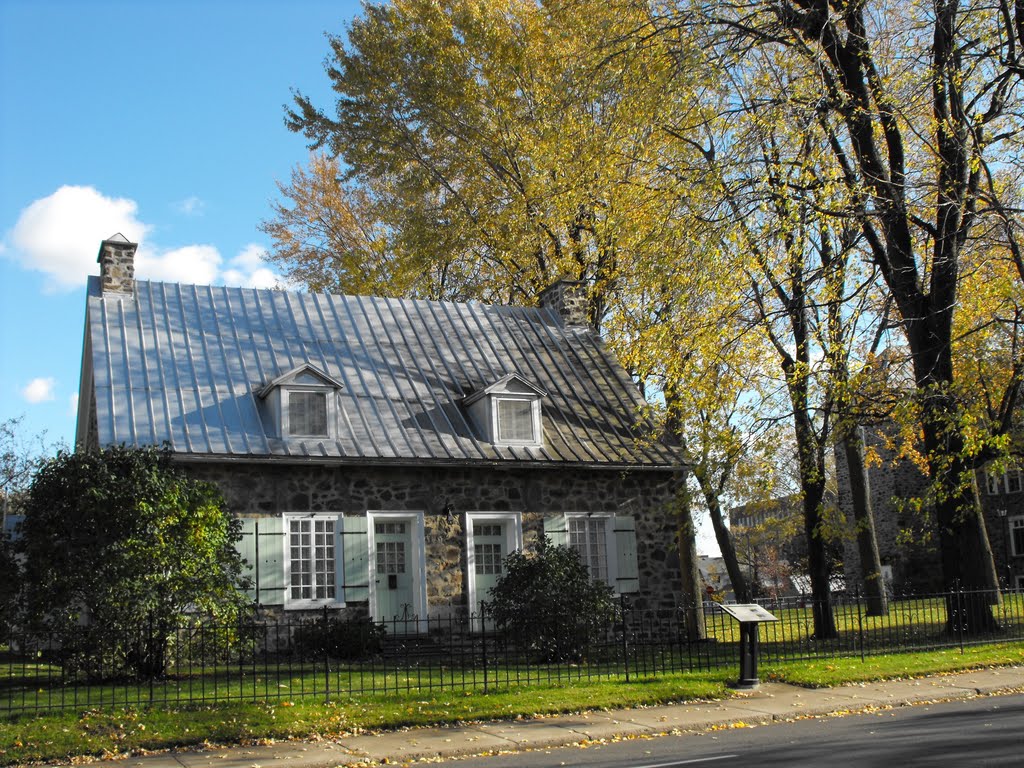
{"left": 466, "top": 512, "right": 522, "bottom": 628}
{"left": 369, "top": 512, "right": 426, "bottom": 633}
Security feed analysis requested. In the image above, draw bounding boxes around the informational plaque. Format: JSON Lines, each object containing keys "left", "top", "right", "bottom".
{"left": 720, "top": 604, "right": 779, "bottom": 624}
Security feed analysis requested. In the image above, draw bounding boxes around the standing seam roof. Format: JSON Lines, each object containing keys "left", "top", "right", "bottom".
{"left": 86, "top": 278, "right": 680, "bottom": 469}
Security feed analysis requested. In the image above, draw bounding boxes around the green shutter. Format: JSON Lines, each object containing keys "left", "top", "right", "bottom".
{"left": 543, "top": 515, "right": 567, "bottom": 548}
{"left": 342, "top": 515, "right": 369, "bottom": 603}
{"left": 237, "top": 517, "right": 259, "bottom": 601}
{"left": 258, "top": 517, "right": 286, "bottom": 604}
{"left": 613, "top": 515, "right": 639, "bottom": 593}
{"left": 237, "top": 517, "right": 286, "bottom": 606}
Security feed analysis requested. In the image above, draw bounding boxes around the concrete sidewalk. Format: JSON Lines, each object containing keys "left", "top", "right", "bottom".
{"left": 77, "top": 666, "right": 1024, "bottom": 768}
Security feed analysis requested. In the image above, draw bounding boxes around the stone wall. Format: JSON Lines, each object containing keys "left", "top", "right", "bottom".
{"left": 184, "top": 461, "right": 684, "bottom": 614}
{"left": 835, "top": 430, "right": 1024, "bottom": 593}
{"left": 834, "top": 432, "right": 941, "bottom": 593}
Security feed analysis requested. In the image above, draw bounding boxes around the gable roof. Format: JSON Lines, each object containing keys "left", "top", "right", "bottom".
{"left": 77, "top": 277, "right": 680, "bottom": 470}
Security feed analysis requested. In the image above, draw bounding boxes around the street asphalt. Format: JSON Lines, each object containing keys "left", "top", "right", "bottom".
{"left": 52, "top": 666, "right": 1024, "bottom": 768}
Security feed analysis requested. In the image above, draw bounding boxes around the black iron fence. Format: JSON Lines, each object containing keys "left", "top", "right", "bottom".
{"left": 2, "top": 588, "right": 1022, "bottom": 716}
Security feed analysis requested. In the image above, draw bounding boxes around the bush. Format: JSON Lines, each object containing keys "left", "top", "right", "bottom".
{"left": 291, "top": 615, "right": 385, "bottom": 660}
{"left": 488, "top": 537, "right": 619, "bottom": 662}
{"left": 17, "top": 446, "right": 251, "bottom": 679}
{"left": 0, "top": 531, "right": 19, "bottom": 639}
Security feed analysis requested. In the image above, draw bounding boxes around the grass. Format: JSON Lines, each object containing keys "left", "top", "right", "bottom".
{"left": 2, "top": 643, "right": 1022, "bottom": 766}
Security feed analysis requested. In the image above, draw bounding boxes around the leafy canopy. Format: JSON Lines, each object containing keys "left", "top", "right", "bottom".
{"left": 18, "top": 446, "right": 249, "bottom": 674}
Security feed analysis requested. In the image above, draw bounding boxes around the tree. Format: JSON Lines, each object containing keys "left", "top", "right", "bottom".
{"left": 487, "top": 538, "right": 618, "bottom": 661}
{"left": 681, "top": 0, "right": 1024, "bottom": 633}
{"left": 1, "top": 415, "right": 57, "bottom": 527}
{"left": 281, "top": 0, "right": 707, "bottom": 329}
{"left": 276, "top": 0, "right": 728, "bottom": 615}
{"left": 18, "top": 446, "right": 249, "bottom": 678}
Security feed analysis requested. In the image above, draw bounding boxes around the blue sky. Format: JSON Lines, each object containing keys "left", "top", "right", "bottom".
{"left": 1, "top": 0, "right": 361, "bottom": 448}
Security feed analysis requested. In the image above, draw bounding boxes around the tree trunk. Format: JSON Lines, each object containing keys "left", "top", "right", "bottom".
{"left": 914, "top": 349, "right": 1001, "bottom": 634}
{"left": 691, "top": 468, "right": 750, "bottom": 603}
{"left": 840, "top": 428, "right": 888, "bottom": 616}
{"left": 675, "top": 484, "right": 706, "bottom": 641}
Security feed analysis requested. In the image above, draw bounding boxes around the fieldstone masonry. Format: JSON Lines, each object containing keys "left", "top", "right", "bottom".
{"left": 538, "top": 280, "right": 590, "bottom": 327}
{"left": 97, "top": 233, "right": 137, "bottom": 295}
{"left": 185, "top": 462, "right": 684, "bottom": 615}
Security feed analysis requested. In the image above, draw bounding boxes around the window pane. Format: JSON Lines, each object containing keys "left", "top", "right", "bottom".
{"left": 568, "top": 517, "right": 608, "bottom": 583}
{"left": 289, "top": 392, "right": 328, "bottom": 436}
{"left": 1007, "top": 470, "right": 1022, "bottom": 494}
{"left": 288, "top": 516, "right": 336, "bottom": 602}
{"left": 497, "top": 399, "right": 535, "bottom": 442}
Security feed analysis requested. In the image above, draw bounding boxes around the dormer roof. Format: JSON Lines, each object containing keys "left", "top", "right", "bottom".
{"left": 462, "top": 372, "right": 547, "bottom": 406}
{"left": 256, "top": 363, "right": 345, "bottom": 399}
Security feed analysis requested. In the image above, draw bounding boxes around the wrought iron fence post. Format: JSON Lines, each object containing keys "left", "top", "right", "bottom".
{"left": 148, "top": 611, "right": 155, "bottom": 706}
{"left": 955, "top": 581, "right": 965, "bottom": 654}
{"left": 322, "top": 605, "right": 331, "bottom": 704}
{"left": 620, "top": 594, "right": 629, "bottom": 683}
{"left": 480, "top": 601, "right": 489, "bottom": 694}
{"left": 856, "top": 588, "right": 865, "bottom": 663}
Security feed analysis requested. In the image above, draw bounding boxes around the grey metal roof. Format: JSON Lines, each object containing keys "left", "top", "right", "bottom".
{"left": 81, "top": 277, "right": 681, "bottom": 469}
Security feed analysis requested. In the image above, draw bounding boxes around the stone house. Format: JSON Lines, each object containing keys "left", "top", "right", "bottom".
{"left": 835, "top": 427, "right": 1024, "bottom": 594}
{"left": 75, "top": 235, "right": 686, "bottom": 628}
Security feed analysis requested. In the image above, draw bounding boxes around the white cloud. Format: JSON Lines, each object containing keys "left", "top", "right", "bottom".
{"left": 174, "top": 196, "right": 205, "bottom": 216}
{"left": 6, "top": 187, "right": 283, "bottom": 292}
{"left": 6, "top": 186, "right": 151, "bottom": 292}
{"left": 68, "top": 393, "right": 79, "bottom": 416}
{"left": 221, "top": 244, "right": 280, "bottom": 290}
{"left": 22, "top": 377, "right": 56, "bottom": 404}
{"left": 136, "top": 244, "right": 222, "bottom": 285}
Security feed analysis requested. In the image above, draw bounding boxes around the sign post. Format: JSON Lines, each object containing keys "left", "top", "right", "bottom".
{"left": 719, "top": 604, "right": 779, "bottom": 690}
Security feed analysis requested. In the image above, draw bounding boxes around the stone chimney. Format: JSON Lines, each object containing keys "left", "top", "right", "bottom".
{"left": 97, "top": 233, "right": 137, "bottom": 295}
{"left": 538, "top": 279, "right": 591, "bottom": 328}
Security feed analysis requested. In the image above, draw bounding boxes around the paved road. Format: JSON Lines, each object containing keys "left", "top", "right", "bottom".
{"left": 437, "top": 694, "right": 1024, "bottom": 768}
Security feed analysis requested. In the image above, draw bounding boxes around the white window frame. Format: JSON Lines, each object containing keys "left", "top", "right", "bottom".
{"left": 1010, "top": 515, "right": 1024, "bottom": 558}
{"left": 565, "top": 512, "right": 617, "bottom": 586}
{"left": 986, "top": 468, "right": 1023, "bottom": 495}
{"left": 465, "top": 511, "right": 523, "bottom": 611}
{"left": 491, "top": 395, "right": 542, "bottom": 447}
{"left": 282, "top": 386, "right": 335, "bottom": 439}
{"left": 282, "top": 512, "right": 343, "bottom": 610}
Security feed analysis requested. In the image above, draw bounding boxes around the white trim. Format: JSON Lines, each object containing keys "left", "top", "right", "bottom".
{"left": 465, "top": 511, "right": 522, "bottom": 613}
{"left": 1009, "top": 515, "right": 1024, "bottom": 558}
{"left": 281, "top": 511, "right": 343, "bottom": 610}
{"left": 564, "top": 512, "right": 618, "bottom": 587}
{"left": 367, "top": 510, "right": 427, "bottom": 627}
{"left": 282, "top": 387, "right": 337, "bottom": 439}
{"left": 490, "top": 395, "right": 542, "bottom": 447}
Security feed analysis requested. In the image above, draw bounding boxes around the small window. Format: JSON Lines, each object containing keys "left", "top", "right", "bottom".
{"left": 289, "top": 391, "right": 328, "bottom": 437}
{"left": 1010, "top": 517, "right": 1024, "bottom": 558}
{"left": 496, "top": 398, "right": 536, "bottom": 443}
{"left": 568, "top": 517, "right": 609, "bottom": 583}
{"left": 1007, "top": 470, "right": 1022, "bottom": 494}
{"left": 474, "top": 543, "right": 503, "bottom": 575}
{"left": 987, "top": 471, "right": 1003, "bottom": 495}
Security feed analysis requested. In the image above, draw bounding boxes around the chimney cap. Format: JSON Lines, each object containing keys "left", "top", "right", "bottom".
{"left": 97, "top": 233, "right": 137, "bottom": 262}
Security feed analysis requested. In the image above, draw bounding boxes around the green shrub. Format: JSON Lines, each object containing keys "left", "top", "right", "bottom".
{"left": 488, "top": 537, "right": 619, "bottom": 662}
{"left": 292, "top": 614, "right": 385, "bottom": 660}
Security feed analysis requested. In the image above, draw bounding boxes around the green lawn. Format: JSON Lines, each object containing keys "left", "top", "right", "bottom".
{"left": 1, "top": 643, "right": 1022, "bottom": 766}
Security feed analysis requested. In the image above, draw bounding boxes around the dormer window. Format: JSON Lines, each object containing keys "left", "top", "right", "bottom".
{"left": 289, "top": 390, "right": 329, "bottom": 437}
{"left": 257, "top": 365, "right": 344, "bottom": 440}
{"left": 463, "top": 373, "right": 546, "bottom": 447}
